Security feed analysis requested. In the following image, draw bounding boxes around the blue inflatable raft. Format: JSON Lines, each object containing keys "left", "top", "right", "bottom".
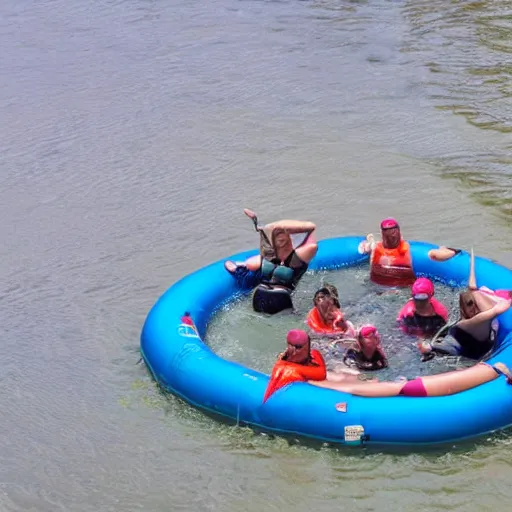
{"left": 140, "top": 237, "right": 512, "bottom": 446}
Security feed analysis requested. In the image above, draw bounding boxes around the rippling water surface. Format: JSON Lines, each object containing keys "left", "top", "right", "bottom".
{"left": 1, "top": 0, "right": 512, "bottom": 510}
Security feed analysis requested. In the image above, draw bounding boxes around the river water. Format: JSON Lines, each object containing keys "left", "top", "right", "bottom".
{"left": 1, "top": 0, "right": 511, "bottom": 510}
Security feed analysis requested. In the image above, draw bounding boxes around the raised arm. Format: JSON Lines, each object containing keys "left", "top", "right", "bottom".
{"left": 458, "top": 298, "right": 512, "bottom": 329}
{"left": 468, "top": 247, "right": 477, "bottom": 290}
{"left": 264, "top": 219, "right": 316, "bottom": 235}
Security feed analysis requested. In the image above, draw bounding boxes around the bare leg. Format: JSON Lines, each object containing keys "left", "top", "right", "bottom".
{"left": 309, "top": 379, "right": 403, "bottom": 397}
{"left": 224, "top": 255, "right": 262, "bottom": 273}
{"left": 326, "top": 370, "right": 361, "bottom": 383}
{"left": 421, "top": 362, "right": 511, "bottom": 396}
{"left": 428, "top": 246, "right": 459, "bottom": 262}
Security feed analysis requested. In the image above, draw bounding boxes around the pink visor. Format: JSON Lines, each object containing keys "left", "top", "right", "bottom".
{"left": 380, "top": 218, "right": 399, "bottom": 230}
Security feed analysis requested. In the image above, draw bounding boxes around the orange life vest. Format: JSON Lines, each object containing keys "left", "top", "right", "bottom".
{"left": 306, "top": 307, "right": 350, "bottom": 335}
{"left": 263, "top": 349, "right": 326, "bottom": 403}
{"left": 370, "top": 240, "right": 415, "bottom": 287}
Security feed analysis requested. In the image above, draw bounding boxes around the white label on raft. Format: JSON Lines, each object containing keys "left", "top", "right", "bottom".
{"left": 344, "top": 425, "right": 365, "bottom": 443}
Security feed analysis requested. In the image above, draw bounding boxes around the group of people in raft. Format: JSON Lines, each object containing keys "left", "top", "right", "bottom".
{"left": 224, "top": 209, "right": 512, "bottom": 402}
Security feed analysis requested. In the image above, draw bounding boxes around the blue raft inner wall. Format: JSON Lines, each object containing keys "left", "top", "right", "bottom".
{"left": 140, "top": 237, "right": 512, "bottom": 446}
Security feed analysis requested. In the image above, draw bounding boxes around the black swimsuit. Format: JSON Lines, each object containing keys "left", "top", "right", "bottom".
{"left": 253, "top": 251, "right": 308, "bottom": 314}
{"left": 343, "top": 348, "right": 388, "bottom": 371}
{"left": 401, "top": 312, "right": 447, "bottom": 336}
{"left": 448, "top": 325, "right": 496, "bottom": 360}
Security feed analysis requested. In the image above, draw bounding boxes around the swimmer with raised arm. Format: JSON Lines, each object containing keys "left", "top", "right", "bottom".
{"left": 420, "top": 249, "right": 512, "bottom": 360}
{"left": 225, "top": 209, "right": 318, "bottom": 315}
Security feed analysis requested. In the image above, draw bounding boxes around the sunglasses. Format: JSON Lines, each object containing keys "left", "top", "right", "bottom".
{"left": 287, "top": 342, "right": 308, "bottom": 348}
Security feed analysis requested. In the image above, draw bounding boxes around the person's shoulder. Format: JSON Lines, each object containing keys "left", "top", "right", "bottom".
{"left": 400, "top": 239, "right": 411, "bottom": 252}
{"left": 397, "top": 299, "right": 415, "bottom": 319}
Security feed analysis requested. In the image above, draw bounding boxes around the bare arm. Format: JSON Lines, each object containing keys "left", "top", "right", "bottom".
{"left": 295, "top": 241, "right": 318, "bottom": 263}
{"left": 244, "top": 255, "right": 262, "bottom": 271}
{"left": 468, "top": 247, "right": 477, "bottom": 289}
{"left": 458, "top": 299, "right": 512, "bottom": 328}
{"left": 264, "top": 220, "right": 316, "bottom": 235}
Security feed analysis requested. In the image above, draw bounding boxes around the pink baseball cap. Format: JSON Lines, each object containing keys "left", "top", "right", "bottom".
{"left": 359, "top": 325, "right": 378, "bottom": 338}
{"left": 412, "top": 277, "right": 435, "bottom": 300}
{"left": 380, "top": 217, "right": 399, "bottom": 230}
{"left": 286, "top": 329, "right": 310, "bottom": 347}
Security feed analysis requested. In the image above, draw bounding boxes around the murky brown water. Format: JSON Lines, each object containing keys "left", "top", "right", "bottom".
{"left": 1, "top": 0, "right": 511, "bottom": 510}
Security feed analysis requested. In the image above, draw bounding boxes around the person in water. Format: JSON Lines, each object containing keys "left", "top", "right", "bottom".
{"left": 263, "top": 329, "right": 326, "bottom": 402}
{"left": 419, "top": 249, "right": 512, "bottom": 361}
{"left": 397, "top": 277, "right": 448, "bottom": 336}
{"left": 358, "top": 218, "right": 415, "bottom": 287}
{"left": 225, "top": 209, "right": 318, "bottom": 315}
{"left": 343, "top": 325, "right": 388, "bottom": 371}
{"left": 306, "top": 284, "right": 356, "bottom": 337}
{"left": 263, "top": 329, "right": 362, "bottom": 403}
{"left": 310, "top": 360, "right": 512, "bottom": 397}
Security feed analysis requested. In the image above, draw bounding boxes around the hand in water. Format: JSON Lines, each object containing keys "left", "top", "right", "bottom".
{"left": 418, "top": 341, "right": 435, "bottom": 362}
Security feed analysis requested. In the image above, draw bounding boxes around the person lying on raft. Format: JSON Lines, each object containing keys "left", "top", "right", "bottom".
{"left": 225, "top": 209, "right": 318, "bottom": 315}
{"left": 357, "top": 218, "right": 415, "bottom": 287}
{"left": 310, "top": 360, "right": 512, "bottom": 397}
{"left": 419, "top": 249, "right": 512, "bottom": 361}
{"left": 306, "top": 284, "right": 356, "bottom": 338}
{"left": 397, "top": 278, "right": 448, "bottom": 337}
{"left": 263, "top": 329, "right": 361, "bottom": 403}
{"left": 343, "top": 325, "right": 388, "bottom": 371}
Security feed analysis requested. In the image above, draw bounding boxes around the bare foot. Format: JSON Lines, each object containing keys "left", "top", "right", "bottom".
{"left": 224, "top": 260, "right": 245, "bottom": 273}
{"left": 493, "top": 363, "right": 512, "bottom": 384}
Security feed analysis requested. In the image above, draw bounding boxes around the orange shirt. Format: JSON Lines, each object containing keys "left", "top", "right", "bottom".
{"left": 263, "top": 350, "right": 326, "bottom": 403}
{"left": 370, "top": 240, "right": 415, "bottom": 286}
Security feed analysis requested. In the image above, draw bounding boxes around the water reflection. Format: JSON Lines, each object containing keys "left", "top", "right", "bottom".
{"left": 402, "top": 0, "right": 512, "bottom": 217}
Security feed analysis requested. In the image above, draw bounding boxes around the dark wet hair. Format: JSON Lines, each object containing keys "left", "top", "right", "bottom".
{"left": 314, "top": 283, "right": 341, "bottom": 308}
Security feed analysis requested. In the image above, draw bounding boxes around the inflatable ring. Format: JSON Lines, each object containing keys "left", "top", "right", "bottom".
{"left": 140, "top": 237, "right": 512, "bottom": 447}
